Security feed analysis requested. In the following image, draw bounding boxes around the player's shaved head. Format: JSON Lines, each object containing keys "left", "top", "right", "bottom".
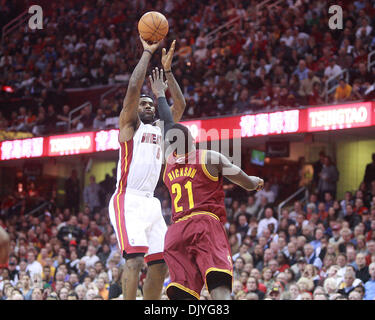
{"left": 140, "top": 93, "right": 153, "bottom": 100}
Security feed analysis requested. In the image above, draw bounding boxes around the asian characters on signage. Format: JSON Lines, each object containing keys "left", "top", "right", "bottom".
{"left": 0, "top": 102, "right": 374, "bottom": 161}
{"left": 240, "top": 110, "right": 300, "bottom": 137}
{"left": 95, "top": 130, "right": 120, "bottom": 152}
{"left": 0, "top": 137, "right": 44, "bottom": 160}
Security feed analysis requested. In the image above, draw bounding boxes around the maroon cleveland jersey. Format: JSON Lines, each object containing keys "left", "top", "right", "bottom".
{"left": 163, "top": 149, "right": 227, "bottom": 223}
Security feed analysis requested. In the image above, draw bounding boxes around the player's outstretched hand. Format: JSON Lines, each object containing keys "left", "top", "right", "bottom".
{"left": 149, "top": 67, "right": 168, "bottom": 98}
{"left": 140, "top": 35, "right": 161, "bottom": 54}
{"left": 255, "top": 178, "right": 264, "bottom": 191}
{"left": 162, "top": 40, "right": 176, "bottom": 72}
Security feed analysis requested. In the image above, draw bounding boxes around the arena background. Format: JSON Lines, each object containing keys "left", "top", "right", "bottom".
{"left": 0, "top": 0, "right": 375, "bottom": 301}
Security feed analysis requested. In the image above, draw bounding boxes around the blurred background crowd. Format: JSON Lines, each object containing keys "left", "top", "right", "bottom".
{"left": 1, "top": 0, "right": 375, "bottom": 300}
{"left": 1, "top": 150, "right": 375, "bottom": 300}
{"left": 0, "top": 0, "right": 375, "bottom": 136}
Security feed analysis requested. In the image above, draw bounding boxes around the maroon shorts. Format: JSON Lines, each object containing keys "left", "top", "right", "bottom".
{"left": 164, "top": 212, "right": 233, "bottom": 300}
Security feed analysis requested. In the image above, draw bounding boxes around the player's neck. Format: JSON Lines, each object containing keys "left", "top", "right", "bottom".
{"left": 174, "top": 148, "right": 196, "bottom": 158}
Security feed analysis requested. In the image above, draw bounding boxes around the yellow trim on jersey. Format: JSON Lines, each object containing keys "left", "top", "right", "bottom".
{"left": 124, "top": 140, "right": 128, "bottom": 173}
{"left": 162, "top": 164, "right": 167, "bottom": 182}
{"left": 166, "top": 282, "right": 200, "bottom": 300}
{"left": 175, "top": 211, "right": 220, "bottom": 223}
{"left": 201, "top": 150, "right": 218, "bottom": 182}
{"left": 116, "top": 180, "right": 124, "bottom": 250}
{"left": 205, "top": 267, "right": 234, "bottom": 290}
{"left": 205, "top": 267, "right": 233, "bottom": 279}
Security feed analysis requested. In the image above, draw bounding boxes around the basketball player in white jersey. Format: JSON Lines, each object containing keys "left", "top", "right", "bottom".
{"left": 108, "top": 37, "right": 185, "bottom": 300}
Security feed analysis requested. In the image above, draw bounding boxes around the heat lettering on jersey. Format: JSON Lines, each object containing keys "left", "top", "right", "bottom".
{"left": 141, "top": 132, "right": 162, "bottom": 145}
{"left": 167, "top": 167, "right": 197, "bottom": 182}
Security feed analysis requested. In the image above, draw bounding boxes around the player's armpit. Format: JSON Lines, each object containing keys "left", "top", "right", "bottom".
{"left": 118, "top": 122, "right": 138, "bottom": 143}
{"left": 118, "top": 100, "right": 140, "bottom": 142}
{"left": 206, "top": 150, "right": 261, "bottom": 191}
{"left": 119, "top": 110, "right": 138, "bottom": 131}
{"left": 204, "top": 150, "right": 221, "bottom": 178}
{"left": 119, "top": 87, "right": 141, "bottom": 130}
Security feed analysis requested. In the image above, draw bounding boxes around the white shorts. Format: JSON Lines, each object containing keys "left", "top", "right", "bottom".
{"left": 108, "top": 188, "right": 167, "bottom": 264}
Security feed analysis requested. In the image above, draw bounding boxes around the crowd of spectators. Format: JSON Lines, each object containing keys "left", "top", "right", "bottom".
{"left": 1, "top": 152, "right": 375, "bottom": 300}
{"left": 1, "top": 0, "right": 375, "bottom": 136}
{"left": 1, "top": 0, "right": 375, "bottom": 301}
{"left": 0, "top": 168, "right": 129, "bottom": 301}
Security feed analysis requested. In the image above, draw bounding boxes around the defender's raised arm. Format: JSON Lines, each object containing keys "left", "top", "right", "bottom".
{"left": 161, "top": 40, "right": 186, "bottom": 122}
{"left": 149, "top": 67, "right": 174, "bottom": 138}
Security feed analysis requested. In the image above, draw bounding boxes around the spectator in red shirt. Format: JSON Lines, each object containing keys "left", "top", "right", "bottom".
{"left": 239, "top": 271, "right": 249, "bottom": 291}
{"left": 316, "top": 202, "right": 328, "bottom": 222}
{"left": 86, "top": 221, "right": 103, "bottom": 241}
{"left": 245, "top": 276, "right": 265, "bottom": 300}
{"left": 308, "top": 82, "right": 324, "bottom": 105}
{"left": 354, "top": 198, "right": 369, "bottom": 216}
{"left": 344, "top": 204, "right": 361, "bottom": 230}
{"left": 276, "top": 252, "right": 290, "bottom": 273}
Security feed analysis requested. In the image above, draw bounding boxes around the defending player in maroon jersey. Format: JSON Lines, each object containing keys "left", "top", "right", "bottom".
{"left": 163, "top": 149, "right": 227, "bottom": 223}
{"left": 149, "top": 68, "right": 264, "bottom": 300}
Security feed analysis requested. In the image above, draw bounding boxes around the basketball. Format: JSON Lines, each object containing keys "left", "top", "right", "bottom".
{"left": 138, "top": 11, "right": 169, "bottom": 43}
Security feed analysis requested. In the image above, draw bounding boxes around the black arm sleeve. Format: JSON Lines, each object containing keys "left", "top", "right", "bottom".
{"left": 157, "top": 96, "right": 175, "bottom": 138}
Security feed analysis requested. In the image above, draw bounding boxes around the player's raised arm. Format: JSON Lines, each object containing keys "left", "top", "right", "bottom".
{"left": 149, "top": 67, "right": 174, "bottom": 135}
{"left": 161, "top": 40, "right": 186, "bottom": 122}
{"left": 205, "top": 150, "right": 264, "bottom": 192}
{"left": 119, "top": 37, "right": 161, "bottom": 137}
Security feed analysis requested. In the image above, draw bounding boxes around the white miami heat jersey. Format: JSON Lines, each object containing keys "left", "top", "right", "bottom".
{"left": 115, "top": 121, "right": 162, "bottom": 194}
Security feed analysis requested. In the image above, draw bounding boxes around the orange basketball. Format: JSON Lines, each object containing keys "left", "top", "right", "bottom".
{"left": 138, "top": 11, "right": 169, "bottom": 43}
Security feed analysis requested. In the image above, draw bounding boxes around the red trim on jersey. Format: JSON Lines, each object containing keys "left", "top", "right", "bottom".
{"left": 144, "top": 252, "right": 164, "bottom": 263}
{"left": 113, "top": 140, "right": 134, "bottom": 252}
